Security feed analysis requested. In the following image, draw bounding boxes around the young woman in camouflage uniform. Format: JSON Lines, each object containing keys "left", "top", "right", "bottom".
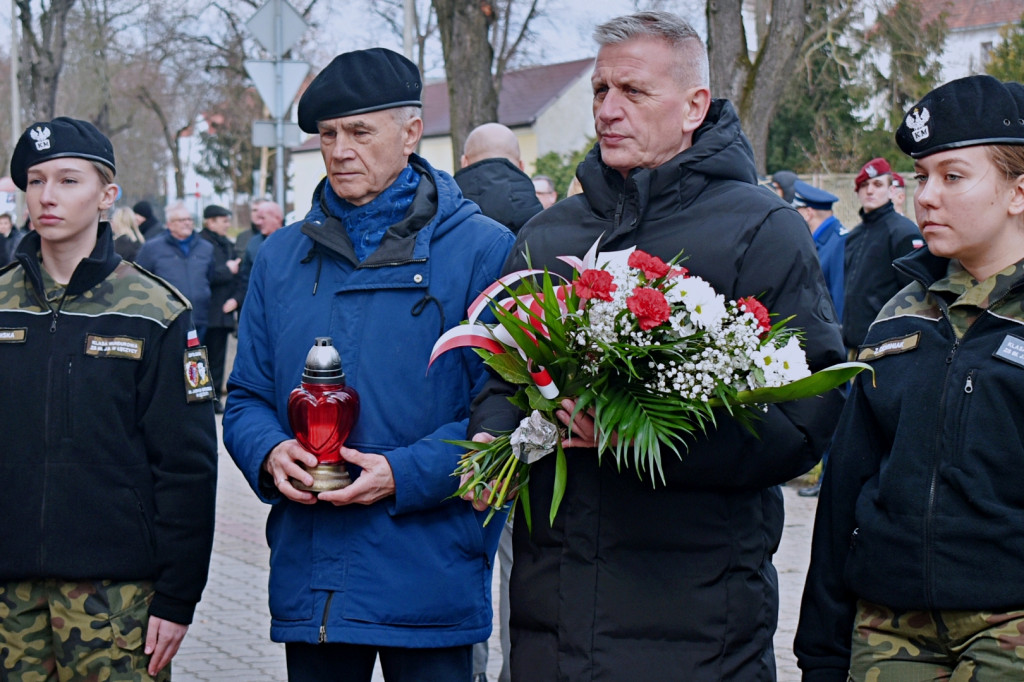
{"left": 0, "top": 118, "right": 218, "bottom": 680}
{"left": 796, "top": 75, "right": 1024, "bottom": 681}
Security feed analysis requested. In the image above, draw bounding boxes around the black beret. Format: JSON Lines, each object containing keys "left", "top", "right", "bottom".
{"left": 772, "top": 170, "right": 798, "bottom": 203}
{"left": 10, "top": 117, "right": 115, "bottom": 191}
{"left": 133, "top": 201, "right": 155, "bottom": 219}
{"left": 896, "top": 75, "right": 1024, "bottom": 158}
{"left": 203, "top": 204, "right": 232, "bottom": 219}
{"left": 298, "top": 48, "right": 422, "bottom": 134}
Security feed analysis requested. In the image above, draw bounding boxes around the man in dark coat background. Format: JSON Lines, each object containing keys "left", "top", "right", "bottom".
{"left": 842, "top": 157, "right": 923, "bottom": 354}
{"left": 469, "top": 11, "right": 846, "bottom": 681}
{"left": 132, "top": 200, "right": 165, "bottom": 240}
{"left": 454, "top": 122, "right": 542, "bottom": 234}
{"left": 199, "top": 204, "right": 244, "bottom": 412}
{"left": 136, "top": 202, "right": 216, "bottom": 341}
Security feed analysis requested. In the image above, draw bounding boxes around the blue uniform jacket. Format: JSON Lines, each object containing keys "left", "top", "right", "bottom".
{"left": 813, "top": 215, "right": 846, "bottom": 320}
{"left": 223, "top": 155, "right": 514, "bottom": 647}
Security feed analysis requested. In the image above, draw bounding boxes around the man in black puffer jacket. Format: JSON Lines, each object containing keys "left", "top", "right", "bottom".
{"left": 454, "top": 122, "right": 543, "bottom": 234}
{"left": 469, "top": 11, "right": 846, "bottom": 681}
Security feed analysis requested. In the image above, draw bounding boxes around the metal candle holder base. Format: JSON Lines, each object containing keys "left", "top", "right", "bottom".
{"left": 291, "top": 462, "right": 352, "bottom": 492}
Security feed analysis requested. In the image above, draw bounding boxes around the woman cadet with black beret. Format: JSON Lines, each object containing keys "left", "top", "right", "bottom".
{"left": 795, "top": 75, "right": 1024, "bottom": 681}
{"left": 0, "top": 118, "right": 217, "bottom": 680}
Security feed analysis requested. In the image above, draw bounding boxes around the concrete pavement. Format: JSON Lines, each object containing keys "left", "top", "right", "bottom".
{"left": 175, "top": 417, "right": 818, "bottom": 681}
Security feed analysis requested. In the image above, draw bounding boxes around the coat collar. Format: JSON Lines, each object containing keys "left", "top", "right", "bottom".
{"left": 16, "top": 222, "right": 122, "bottom": 298}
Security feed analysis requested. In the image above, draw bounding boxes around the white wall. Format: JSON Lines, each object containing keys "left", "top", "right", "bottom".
{"left": 940, "top": 25, "right": 1006, "bottom": 82}
{"left": 534, "top": 71, "right": 597, "bottom": 163}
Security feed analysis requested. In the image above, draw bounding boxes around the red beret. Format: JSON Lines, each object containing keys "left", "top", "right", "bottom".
{"left": 854, "top": 158, "right": 891, "bottom": 190}
{"left": 890, "top": 172, "right": 905, "bottom": 189}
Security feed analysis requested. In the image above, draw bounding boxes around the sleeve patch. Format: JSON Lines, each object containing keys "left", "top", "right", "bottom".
{"left": 184, "top": 346, "right": 217, "bottom": 403}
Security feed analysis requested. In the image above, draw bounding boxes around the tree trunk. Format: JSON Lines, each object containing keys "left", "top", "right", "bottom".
{"left": 707, "top": 0, "right": 808, "bottom": 174}
{"left": 433, "top": 0, "right": 498, "bottom": 169}
{"left": 15, "top": 0, "right": 77, "bottom": 121}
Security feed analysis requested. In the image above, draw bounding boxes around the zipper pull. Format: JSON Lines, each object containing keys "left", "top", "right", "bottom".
{"left": 964, "top": 371, "right": 974, "bottom": 394}
{"left": 319, "top": 624, "right": 327, "bottom": 644}
{"left": 50, "top": 311, "right": 58, "bottom": 333}
{"left": 945, "top": 338, "right": 959, "bottom": 364}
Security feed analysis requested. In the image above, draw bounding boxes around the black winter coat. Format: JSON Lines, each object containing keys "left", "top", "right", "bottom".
{"left": 200, "top": 229, "right": 245, "bottom": 329}
{"left": 454, "top": 157, "right": 542, "bottom": 233}
{"left": 470, "top": 100, "right": 846, "bottom": 681}
{"left": 841, "top": 201, "right": 921, "bottom": 349}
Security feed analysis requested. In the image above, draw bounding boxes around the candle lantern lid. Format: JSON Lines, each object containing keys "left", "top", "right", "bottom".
{"left": 302, "top": 337, "right": 346, "bottom": 384}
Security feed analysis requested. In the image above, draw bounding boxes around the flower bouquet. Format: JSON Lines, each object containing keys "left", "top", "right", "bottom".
{"left": 430, "top": 241, "right": 869, "bottom": 527}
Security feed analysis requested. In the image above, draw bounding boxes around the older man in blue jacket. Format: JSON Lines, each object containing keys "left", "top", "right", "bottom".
{"left": 222, "top": 48, "right": 514, "bottom": 682}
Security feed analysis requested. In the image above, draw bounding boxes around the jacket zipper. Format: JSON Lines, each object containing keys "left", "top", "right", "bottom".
{"left": 357, "top": 257, "right": 428, "bottom": 270}
{"left": 923, "top": 324, "right": 959, "bottom": 607}
{"left": 319, "top": 592, "right": 334, "bottom": 643}
{"left": 613, "top": 194, "right": 626, "bottom": 229}
{"left": 49, "top": 291, "right": 69, "bottom": 333}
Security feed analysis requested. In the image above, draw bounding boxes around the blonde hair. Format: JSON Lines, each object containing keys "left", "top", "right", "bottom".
{"left": 111, "top": 206, "right": 144, "bottom": 243}
{"left": 989, "top": 145, "right": 1024, "bottom": 182}
{"left": 92, "top": 161, "right": 116, "bottom": 185}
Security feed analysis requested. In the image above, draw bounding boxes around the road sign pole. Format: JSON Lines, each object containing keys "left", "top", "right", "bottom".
{"left": 274, "top": 0, "right": 286, "bottom": 209}
{"left": 246, "top": 0, "right": 308, "bottom": 209}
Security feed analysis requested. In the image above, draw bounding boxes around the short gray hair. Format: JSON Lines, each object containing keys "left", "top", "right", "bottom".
{"left": 593, "top": 11, "right": 709, "bottom": 88}
{"left": 390, "top": 105, "right": 423, "bottom": 126}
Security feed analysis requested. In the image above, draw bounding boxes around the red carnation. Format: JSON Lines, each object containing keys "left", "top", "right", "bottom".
{"left": 574, "top": 269, "right": 617, "bottom": 302}
{"left": 739, "top": 296, "right": 771, "bottom": 336}
{"left": 627, "top": 287, "right": 672, "bottom": 330}
{"left": 628, "top": 250, "right": 671, "bottom": 280}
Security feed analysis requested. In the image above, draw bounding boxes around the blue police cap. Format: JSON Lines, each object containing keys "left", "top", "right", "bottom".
{"left": 792, "top": 180, "right": 838, "bottom": 211}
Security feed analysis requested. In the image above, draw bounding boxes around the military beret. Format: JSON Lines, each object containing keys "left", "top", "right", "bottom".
{"left": 772, "top": 170, "right": 798, "bottom": 203}
{"left": 890, "top": 172, "right": 905, "bottom": 189}
{"left": 10, "top": 117, "right": 115, "bottom": 191}
{"left": 297, "top": 48, "right": 422, "bottom": 134}
{"left": 203, "top": 204, "right": 232, "bottom": 219}
{"left": 792, "top": 180, "right": 839, "bottom": 211}
{"left": 854, "top": 158, "right": 891, "bottom": 190}
{"left": 896, "top": 75, "right": 1024, "bottom": 159}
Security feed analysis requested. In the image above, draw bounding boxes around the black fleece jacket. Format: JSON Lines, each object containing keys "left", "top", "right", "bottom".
{"left": 0, "top": 225, "right": 217, "bottom": 625}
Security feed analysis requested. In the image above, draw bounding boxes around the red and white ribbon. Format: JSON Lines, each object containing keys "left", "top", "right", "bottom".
{"left": 528, "top": 360, "right": 560, "bottom": 400}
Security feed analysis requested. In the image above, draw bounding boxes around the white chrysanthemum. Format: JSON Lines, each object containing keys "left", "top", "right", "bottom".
{"left": 677, "top": 277, "right": 727, "bottom": 331}
{"left": 774, "top": 336, "right": 811, "bottom": 381}
{"left": 751, "top": 336, "right": 810, "bottom": 387}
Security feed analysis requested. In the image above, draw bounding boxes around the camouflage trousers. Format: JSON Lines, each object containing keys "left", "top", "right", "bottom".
{"left": 0, "top": 579, "right": 169, "bottom": 681}
{"left": 850, "top": 599, "right": 1024, "bottom": 681}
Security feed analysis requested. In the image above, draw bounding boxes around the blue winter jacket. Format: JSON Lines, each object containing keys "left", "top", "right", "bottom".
{"left": 223, "top": 154, "right": 514, "bottom": 647}
{"left": 135, "top": 231, "right": 215, "bottom": 328}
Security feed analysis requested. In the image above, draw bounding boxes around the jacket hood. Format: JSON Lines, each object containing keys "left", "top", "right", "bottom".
{"left": 453, "top": 157, "right": 541, "bottom": 233}
{"left": 299, "top": 153, "right": 482, "bottom": 267}
{"left": 577, "top": 98, "right": 758, "bottom": 225}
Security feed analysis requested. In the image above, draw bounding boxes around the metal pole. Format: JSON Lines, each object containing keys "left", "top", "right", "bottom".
{"left": 273, "top": 0, "right": 286, "bottom": 210}
{"left": 403, "top": 0, "right": 415, "bottom": 60}
{"left": 11, "top": 0, "right": 23, "bottom": 219}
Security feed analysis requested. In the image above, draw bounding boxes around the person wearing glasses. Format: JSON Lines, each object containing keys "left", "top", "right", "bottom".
{"left": 136, "top": 202, "right": 216, "bottom": 342}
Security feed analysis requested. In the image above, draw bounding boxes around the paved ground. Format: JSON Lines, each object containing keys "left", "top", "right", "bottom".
{"left": 175, "top": 416, "right": 818, "bottom": 681}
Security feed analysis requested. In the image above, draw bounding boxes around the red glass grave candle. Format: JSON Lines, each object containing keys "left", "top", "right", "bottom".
{"left": 287, "top": 337, "right": 360, "bottom": 491}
